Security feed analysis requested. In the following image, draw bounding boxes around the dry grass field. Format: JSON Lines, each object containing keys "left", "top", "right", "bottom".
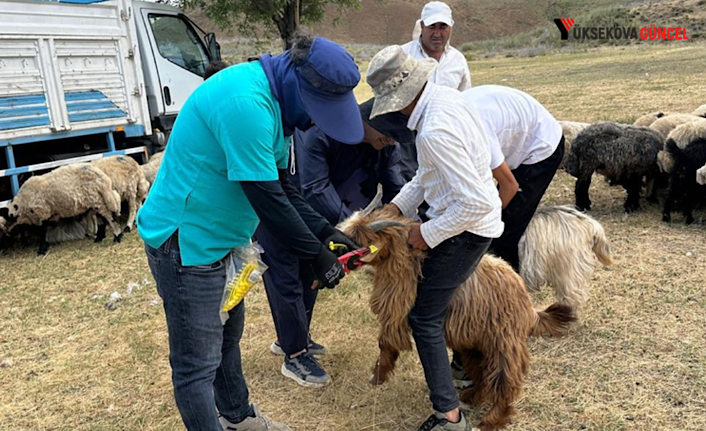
{"left": 1, "top": 43, "right": 706, "bottom": 431}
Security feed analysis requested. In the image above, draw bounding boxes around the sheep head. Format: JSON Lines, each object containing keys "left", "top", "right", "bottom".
{"left": 8, "top": 180, "right": 51, "bottom": 226}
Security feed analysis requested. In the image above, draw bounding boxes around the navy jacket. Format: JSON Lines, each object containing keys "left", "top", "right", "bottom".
{"left": 292, "top": 127, "right": 405, "bottom": 226}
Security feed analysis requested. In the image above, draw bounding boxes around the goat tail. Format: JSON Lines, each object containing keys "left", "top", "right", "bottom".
{"left": 590, "top": 219, "right": 613, "bottom": 267}
{"left": 531, "top": 303, "right": 576, "bottom": 337}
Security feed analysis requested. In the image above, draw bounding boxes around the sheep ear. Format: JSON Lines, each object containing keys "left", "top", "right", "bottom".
{"left": 368, "top": 220, "right": 408, "bottom": 232}
{"left": 361, "top": 184, "right": 383, "bottom": 216}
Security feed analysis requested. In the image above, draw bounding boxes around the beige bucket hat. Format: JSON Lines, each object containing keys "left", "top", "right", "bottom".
{"left": 366, "top": 45, "right": 437, "bottom": 119}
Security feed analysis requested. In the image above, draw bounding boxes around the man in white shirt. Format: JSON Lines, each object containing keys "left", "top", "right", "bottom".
{"left": 403, "top": 1, "right": 471, "bottom": 91}
{"left": 463, "top": 85, "right": 565, "bottom": 271}
{"left": 399, "top": 1, "right": 472, "bottom": 182}
{"left": 366, "top": 45, "right": 503, "bottom": 431}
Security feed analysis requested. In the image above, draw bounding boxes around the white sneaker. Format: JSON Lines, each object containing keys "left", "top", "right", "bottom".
{"left": 218, "top": 403, "right": 291, "bottom": 431}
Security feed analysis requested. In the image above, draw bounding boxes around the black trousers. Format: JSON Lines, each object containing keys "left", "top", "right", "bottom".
{"left": 411, "top": 231, "right": 491, "bottom": 412}
{"left": 488, "top": 137, "right": 565, "bottom": 271}
{"left": 254, "top": 225, "right": 317, "bottom": 356}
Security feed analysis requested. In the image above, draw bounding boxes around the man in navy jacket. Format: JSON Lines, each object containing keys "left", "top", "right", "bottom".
{"left": 293, "top": 99, "right": 410, "bottom": 225}
{"left": 255, "top": 99, "right": 411, "bottom": 387}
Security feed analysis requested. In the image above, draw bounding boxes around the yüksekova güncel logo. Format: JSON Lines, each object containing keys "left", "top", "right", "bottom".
{"left": 554, "top": 19, "right": 690, "bottom": 41}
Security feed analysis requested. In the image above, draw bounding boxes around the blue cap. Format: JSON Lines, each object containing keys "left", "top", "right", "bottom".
{"left": 294, "top": 38, "right": 364, "bottom": 144}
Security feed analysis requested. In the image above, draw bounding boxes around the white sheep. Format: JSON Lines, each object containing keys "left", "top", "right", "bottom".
{"left": 649, "top": 113, "right": 703, "bottom": 139}
{"left": 697, "top": 163, "right": 706, "bottom": 185}
{"left": 666, "top": 118, "right": 706, "bottom": 150}
{"left": 6, "top": 163, "right": 122, "bottom": 254}
{"left": 141, "top": 151, "right": 164, "bottom": 187}
{"left": 655, "top": 119, "right": 706, "bottom": 173}
{"left": 92, "top": 155, "right": 149, "bottom": 231}
{"left": 692, "top": 104, "right": 706, "bottom": 118}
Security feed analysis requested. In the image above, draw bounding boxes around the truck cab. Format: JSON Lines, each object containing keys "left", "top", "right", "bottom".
{"left": 0, "top": 0, "right": 220, "bottom": 206}
{"left": 133, "top": 0, "right": 220, "bottom": 139}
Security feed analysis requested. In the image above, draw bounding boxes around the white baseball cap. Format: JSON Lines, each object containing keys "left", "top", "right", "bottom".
{"left": 421, "top": 1, "right": 454, "bottom": 27}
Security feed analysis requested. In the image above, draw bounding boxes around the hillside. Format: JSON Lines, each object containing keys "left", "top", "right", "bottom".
{"left": 189, "top": 0, "right": 701, "bottom": 46}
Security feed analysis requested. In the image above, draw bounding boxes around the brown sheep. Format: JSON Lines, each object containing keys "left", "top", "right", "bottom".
{"left": 338, "top": 209, "right": 576, "bottom": 431}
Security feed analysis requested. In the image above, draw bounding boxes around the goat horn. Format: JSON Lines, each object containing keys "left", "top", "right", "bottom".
{"left": 368, "top": 219, "right": 408, "bottom": 232}
{"left": 361, "top": 184, "right": 383, "bottom": 216}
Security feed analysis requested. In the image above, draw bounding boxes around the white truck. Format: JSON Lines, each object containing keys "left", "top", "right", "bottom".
{"left": 0, "top": 0, "right": 221, "bottom": 206}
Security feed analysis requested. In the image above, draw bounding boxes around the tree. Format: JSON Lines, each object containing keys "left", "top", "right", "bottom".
{"left": 181, "top": 0, "right": 364, "bottom": 49}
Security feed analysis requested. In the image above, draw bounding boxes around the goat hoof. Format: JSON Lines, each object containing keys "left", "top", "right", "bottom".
{"left": 685, "top": 216, "right": 694, "bottom": 225}
{"left": 114, "top": 233, "right": 123, "bottom": 244}
{"left": 123, "top": 226, "right": 132, "bottom": 233}
{"left": 661, "top": 214, "right": 671, "bottom": 223}
{"left": 369, "top": 373, "right": 386, "bottom": 386}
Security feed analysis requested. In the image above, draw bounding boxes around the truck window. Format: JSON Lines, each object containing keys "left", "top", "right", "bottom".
{"left": 148, "top": 14, "right": 210, "bottom": 77}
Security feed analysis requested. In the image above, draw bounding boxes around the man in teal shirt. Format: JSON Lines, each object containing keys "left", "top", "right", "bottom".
{"left": 137, "top": 36, "right": 362, "bottom": 431}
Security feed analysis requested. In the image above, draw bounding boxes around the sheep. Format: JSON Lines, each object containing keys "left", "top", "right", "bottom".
{"left": 649, "top": 113, "right": 703, "bottom": 139}
{"left": 693, "top": 104, "right": 706, "bottom": 118}
{"left": 666, "top": 118, "right": 706, "bottom": 150}
{"left": 92, "top": 155, "right": 149, "bottom": 231}
{"left": 558, "top": 120, "right": 589, "bottom": 169}
{"left": 141, "top": 151, "right": 164, "bottom": 187}
{"left": 697, "top": 163, "right": 706, "bottom": 185}
{"left": 519, "top": 206, "right": 612, "bottom": 316}
{"left": 657, "top": 120, "right": 706, "bottom": 174}
{"left": 5, "top": 163, "right": 122, "bottom": 255}
{"left": 564, "top": 122, "right": 663, "bottom": 213}
{"left": 338, "top": 209, "right": 576, "bottom": 431}
{"left": 633, "top": 111, "right": 672, "bottom": 127}
{"left": 662, "top": 136, "right": 706, "bottom": 224}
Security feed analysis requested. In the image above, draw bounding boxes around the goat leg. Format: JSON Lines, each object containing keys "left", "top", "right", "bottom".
{"left": 370, "top": 339, "right": 399, "bottom": 386}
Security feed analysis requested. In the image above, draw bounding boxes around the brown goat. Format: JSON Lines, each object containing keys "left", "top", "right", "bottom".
{"left": 339, "top": 209, "right": 576, "bottom": 431}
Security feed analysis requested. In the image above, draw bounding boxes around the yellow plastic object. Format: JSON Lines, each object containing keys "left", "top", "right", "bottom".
{"left": 222, "top": 262, "right": 258, "bottom": 312}
{"left": 329, "top": 241, "right": 348, "bottom": 252}
{"left": 369, "top": 245, "right": 379, "bottom": 254}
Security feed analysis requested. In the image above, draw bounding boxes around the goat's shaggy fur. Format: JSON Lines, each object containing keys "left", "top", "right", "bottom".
{"left": 697, "top": 163, "right": 706, "bottom": 185}
{"left": 5, "top": 163, "right": 122, "bottom": 254}
{"left": 693, "top": 104, "right": 706, "bottom": 118}
{"left": 141, "top": 151, "right": 164, "bottom": 187}
{"left": 662, "top": 137, "right": 706, "bottom": 224}
{"left": 633, "top": 111, "right": 672, "bottom": 127}
{"left": 92, "top": 155, "right": 149, "bottom": 231}
{"left": 564, "top": 122, "right": 663, "bottom": 212}
{"left": 339, "top": 210, "right": 576, "bottom": 431}
{"left": 558, "top": 121, "right": 589, "bottom": 169}
{"left": 519, "top": 206, "right": 612, "bottom": 314}
{"left": 649, "top": 113, "right": 703, "bottom": 139}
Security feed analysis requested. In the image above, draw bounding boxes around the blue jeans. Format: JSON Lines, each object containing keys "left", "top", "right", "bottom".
{"left": 410, "top": 231, "right": 491, "bottom": 413}
{"left": 145, "top": 232, "right": 253, "bottom": 431}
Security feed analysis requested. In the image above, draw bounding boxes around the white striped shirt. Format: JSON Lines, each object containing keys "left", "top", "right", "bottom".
{"left": 391, "top": 83, "right": 504, "bottom": 248}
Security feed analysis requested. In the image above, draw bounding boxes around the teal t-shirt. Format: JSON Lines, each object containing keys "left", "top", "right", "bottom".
{"left": 137, "top": 62, "right": 290, "bottom": 266}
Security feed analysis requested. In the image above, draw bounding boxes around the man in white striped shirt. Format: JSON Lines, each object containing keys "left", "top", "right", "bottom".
{"left": 366, "top": 45, "right": 503, "bottom": 431}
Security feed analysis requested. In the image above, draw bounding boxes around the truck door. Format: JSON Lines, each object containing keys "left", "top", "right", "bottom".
{"left": 140, "top": 9, "right": 210, "bottom": 115}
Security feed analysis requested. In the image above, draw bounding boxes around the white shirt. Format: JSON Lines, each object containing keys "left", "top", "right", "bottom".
{"left": 402, "top": 39, "right": 471, "bottom": 91}
{"left": 391, "top": 83, "right": 503, "bottom": 248}
{"left": 462, "top": 85, "right": 563, "bottom": 171}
